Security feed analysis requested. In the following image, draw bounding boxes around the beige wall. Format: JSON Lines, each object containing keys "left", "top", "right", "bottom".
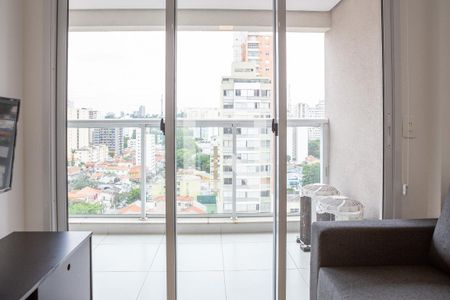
{"left": 325, "top": 0, "right": 383, "bottom": 219}
{"left": 0, "top": 0, "right": 25, "bottom": 238}
{"left": 395, "top": 0, "right": 450, "bottom": 218}
{"left": 437, "top": 0, "right": 450, "bottom": 209}
{"left": 23, "top": 0, "right": 54, "bottom": 230}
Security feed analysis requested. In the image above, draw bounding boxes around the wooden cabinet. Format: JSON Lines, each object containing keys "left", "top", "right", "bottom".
{"left": 0, "top": 232, "right": 92, "bottom": 300}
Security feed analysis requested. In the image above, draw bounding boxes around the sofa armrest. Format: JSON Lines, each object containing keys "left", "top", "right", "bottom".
{"left": 310, "top": 219, "right": 437, "bottom": 300}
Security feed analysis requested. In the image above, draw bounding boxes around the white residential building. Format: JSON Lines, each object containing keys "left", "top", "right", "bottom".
{"left": 220, "top": 61, "right": 272, "bottom": 213}
{"left": 67, "top": 106, "right": 97, "bottom": 154}
{"left": 135, "top": 131, "right": 156, "bottom": 173}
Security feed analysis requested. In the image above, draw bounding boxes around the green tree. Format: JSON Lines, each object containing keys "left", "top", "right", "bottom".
{"left": 308, "top": 139, "right": 321, "bottom": 159}
{"left": 71, "top": 174, "right": 96, "bottom": 190}
{"left": 115, "top": 187, "right": 141, "bottom": 206}
{"left": 127, "top": 187, "right": 140, "bottom": 204}
{"left": 302, "top": 163, "right": 320, "bottom": 186}
{"left": 196, "top": 153, "right": 210, "bottom": 173}
{"left": 176, "top": 128, "right": 198, "bottom": 151}
{"left": 69, "top": 202, "right": 103, "bottom": 215}
{"left": 175, "top": 128, "right": 199, "bottom": 170}
{"left": 176, "top": 148, "right": 195, "bottom": 169}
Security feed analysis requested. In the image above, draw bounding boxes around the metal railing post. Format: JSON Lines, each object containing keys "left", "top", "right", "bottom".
{"left": 140, "top": 126, "right": 147, "bottom": 220}
{"left": 232, "top": 124, "right": 237, "bottom": 220}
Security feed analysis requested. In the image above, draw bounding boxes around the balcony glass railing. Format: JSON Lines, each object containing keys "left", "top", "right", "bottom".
{"left": 67, "top": 118, "right": 328, "bottom": 218}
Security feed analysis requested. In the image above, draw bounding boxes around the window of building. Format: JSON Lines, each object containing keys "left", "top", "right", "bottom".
{"left": 223, "top": 166, "right": 233, "bottom": 172}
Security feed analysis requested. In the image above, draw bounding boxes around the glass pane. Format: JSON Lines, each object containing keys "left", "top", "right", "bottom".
{"left": 286, "top": 20, "right": 326, "bottom": 300}
{"left": 175, "top": 1, "right": 275, "bottom": 299}
{"left": 67, "top": 1, "right": 166, "bottom": 299}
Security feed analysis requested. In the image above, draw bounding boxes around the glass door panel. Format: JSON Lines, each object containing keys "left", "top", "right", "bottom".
{"left": 175, "top": 1, "right": 276, "bottom": 299}
{"left": 67, "top": 1, "right": 166, "bottom": 299}
{"left": 285, "top": 2, "right": 327, "bottom": 298}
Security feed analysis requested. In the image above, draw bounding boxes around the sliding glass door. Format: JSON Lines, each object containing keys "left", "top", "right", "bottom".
{"left": 66, "top": 1, "right": 168, "bottom": 299}
{"left": 62, "top": 0, "right": 288, "bottom": 299}
{"left": 174, "top": 1, "right": 277, "bottom": 299}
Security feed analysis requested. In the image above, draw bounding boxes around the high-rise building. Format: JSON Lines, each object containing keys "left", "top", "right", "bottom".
{"left": 135, "top": 131, "right": 156, "bottom": 173}
{"left": 233, "top": 33, "right": 273, "bottom": 79}
{"left": 132, "top": 105, "right": 146, "bottom": 118}
{"left": 67, "top": 106, "right": 97, "bottom": 158}
{"left": 217, "top": 32, "right": 274, "bottom": 214}
{"left": 92, "top": 128, "right": 124, "bottom": 157}
{"left": 306, "top": 100, "right": 325, "bottom": 140}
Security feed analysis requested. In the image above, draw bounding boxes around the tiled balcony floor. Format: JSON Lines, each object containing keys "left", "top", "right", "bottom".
{"left": 91, "top": 233, "right": 310, "bottom": 300}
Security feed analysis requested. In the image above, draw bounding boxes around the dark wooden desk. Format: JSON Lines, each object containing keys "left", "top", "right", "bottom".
{"left": 0, "top": 231, "right": 92, "bottom": 300}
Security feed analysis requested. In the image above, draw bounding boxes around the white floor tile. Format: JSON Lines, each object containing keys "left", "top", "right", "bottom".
{"left": 287, "top": 269, "right": 309, "bottom": 300}
{"left": 93, "top": 272, "right": 147, "bottom": 300}
{"left": 149, "top": 245, "right": 166, "bottom": 271}
{"left": 138, "top": 271, "right": 227, "bottom": 300}
{"left": 92, "top": 234, "right": 107, "bottom": 245}
{"left": 93, "top": 244, "right": 160, "bottom": 271}
{"left": 178, "top": 271, "right": 226, "bottom": 300}
{"left": 151, "top": 243, "right": 224, "bottom": 271}
{"left": 287, "top": 232, "right": 300, "bottom": 243}
{"left": 100, "top": 234, "right": 163, "bottom": 244}
{"left": 225, "top": 270, "right": 273, "bottom": 300}
{"left": 222, "top": 242, "right": 273, "bottom": 270}
{"left": 222, "top": 242, "right": 297, "bottom": 271}
{"left": 298, "top": 267, "right": 310, "bottom": 286}
{"left": 287, "top": 242, "right": 311, "bottom": 269}
{"left": 221, "top": 233, "right": 273, "bottom": 243}
{"left": 177, "top": 234, "right": 222, "bottom": 244}
{"left": 137, "top": 272, "right": 166, "bottom": 300}
{"left": 178, "top": 244, "right": 224, "bottom": 271}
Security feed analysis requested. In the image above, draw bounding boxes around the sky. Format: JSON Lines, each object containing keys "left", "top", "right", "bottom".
{"left": 68, "top": 31, "right": 324, "bottom": 116}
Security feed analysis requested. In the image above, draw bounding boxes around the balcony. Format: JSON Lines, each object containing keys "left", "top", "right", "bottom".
{"left": 91, "top": 232, "right": 310, "bottom": 300}
{"left": 67, "top": 118, "right": 328, "bottom": 233}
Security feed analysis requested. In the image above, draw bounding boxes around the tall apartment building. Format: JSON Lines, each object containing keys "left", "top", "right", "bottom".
{"left": 67, "top": 106, "right": 97, "bottom": 157}
{"left": 287, "top": 103, "right": 308, "bottom": 163}
{"left": 220, "top": 40, "right": 273, "bottom": 213}
{"left": 233, "top": 33, "right": 273, "bottom": 79}
{"left": 306, "top": 100, "right": 325, "bottom": 140}
{"left": 135, "top": 131, "right": 156, "bottom": 174}
{"left": 286, "top": 100, "right": 325, "bottom": 162}
{"left": 92, "top": 128, "right": 124, "bottom": 157}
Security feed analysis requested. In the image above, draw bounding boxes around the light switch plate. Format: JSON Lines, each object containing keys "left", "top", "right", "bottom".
{"left": 402, "top": 115, "right": 416, "bottom": 138}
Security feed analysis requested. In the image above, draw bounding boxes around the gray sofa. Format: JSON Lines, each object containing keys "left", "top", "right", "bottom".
{"left": 310, "top": 193, "right": 450, "bottom": 300}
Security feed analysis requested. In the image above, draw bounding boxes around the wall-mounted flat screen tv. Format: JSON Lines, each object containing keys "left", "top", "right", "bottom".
{"left": 0, "top": 97, "right": 20, "bottom": 192}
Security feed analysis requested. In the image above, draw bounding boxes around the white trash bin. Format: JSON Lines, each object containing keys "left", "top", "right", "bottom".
{"left": 316, "top": 196, "right": 364, "bottom": 221}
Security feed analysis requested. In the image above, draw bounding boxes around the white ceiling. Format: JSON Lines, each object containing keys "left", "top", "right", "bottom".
{"left": 70, "top": 0, "right": 342, "bottom": 11}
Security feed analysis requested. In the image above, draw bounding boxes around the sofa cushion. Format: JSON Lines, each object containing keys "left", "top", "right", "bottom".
{"left": 429, "top": 190, "right": 450, "bottom": 274}
{"left": 318, "top": 265, "right": 450, "bottom": 300}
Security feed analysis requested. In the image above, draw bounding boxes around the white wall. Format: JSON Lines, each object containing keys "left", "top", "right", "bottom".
{"left": 325, "top": 0, "right": 383, "bottom": 219}
{"left": 23, "top": 0, "right": 55, "bottom": 231}
{"left": 437, "top": 0, "right": 450, "bottom": 209}
{"left": 395, "top": 0, "right": 450, "bottom": 218}
{"left": 0, "top": 0, "right": 25, "bottom": 238}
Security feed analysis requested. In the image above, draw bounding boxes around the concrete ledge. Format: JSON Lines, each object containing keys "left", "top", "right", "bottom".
{"left": 69, "top": 217, "right": 301, "bottom": 234}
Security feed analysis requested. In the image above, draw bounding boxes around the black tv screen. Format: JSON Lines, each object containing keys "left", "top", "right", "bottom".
{"left": 0, "top": 97, "right": 20, "bottom": 192}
